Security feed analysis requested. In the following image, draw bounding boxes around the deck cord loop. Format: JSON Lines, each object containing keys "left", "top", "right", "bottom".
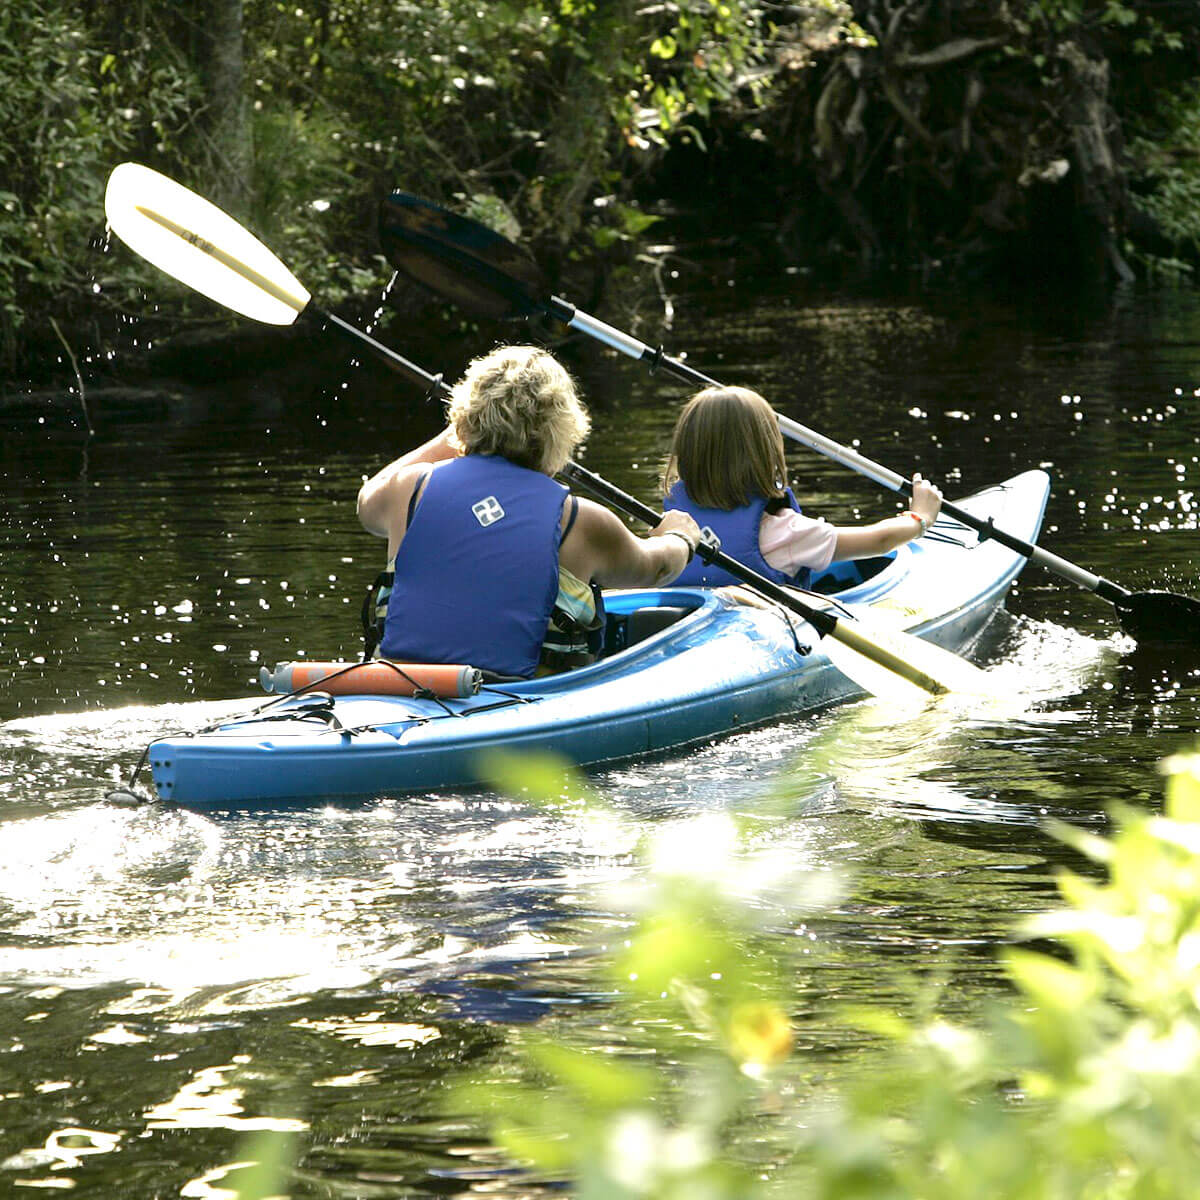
{"left": 755, "top": 597, "right": 812, "bottom": 658}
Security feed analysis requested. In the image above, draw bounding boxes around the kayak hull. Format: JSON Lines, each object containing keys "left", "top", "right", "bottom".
{"left": 148, "top": 470, "right": 1050, "bottom": 805}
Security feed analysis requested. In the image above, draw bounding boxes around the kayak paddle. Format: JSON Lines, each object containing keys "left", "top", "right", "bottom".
{"left": 378, "top": 190, "right": 1200, "bottom": 651}
{"left": 103, "top": 161, "right": 982, "bottom": 697}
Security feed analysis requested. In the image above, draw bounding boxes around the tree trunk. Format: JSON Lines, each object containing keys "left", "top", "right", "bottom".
{"left": 535, "top": 0, "right": 638, "bottom": 259}
{"left": 1058, "top": 44, "right": 1134, "bottom": 284}
{"left": 202, "top": 0, "right": 250, "bottom": 217}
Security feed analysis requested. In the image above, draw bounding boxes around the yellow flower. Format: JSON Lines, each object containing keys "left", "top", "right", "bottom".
{"left": 728, "top": 1001, "right": 793, "bottom": 1067}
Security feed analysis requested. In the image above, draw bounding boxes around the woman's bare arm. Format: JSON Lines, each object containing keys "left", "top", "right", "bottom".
{"left": 357, "top": 428, "right": 459, "bottom": 541}
{"left": 560, "top": 498, "right": 700, "bottom": 588}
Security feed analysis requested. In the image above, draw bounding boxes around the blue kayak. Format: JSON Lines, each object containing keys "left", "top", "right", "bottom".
{"left": 147, "top": 470, "right": 1050, "bottom": 805}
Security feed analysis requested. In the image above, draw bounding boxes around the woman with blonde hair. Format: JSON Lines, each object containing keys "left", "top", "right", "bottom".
{"left": 358, "top": 345, "right": 700, "bottom": 677}
{"left": 663, "top": 386, "right": 942, "bottom": 589}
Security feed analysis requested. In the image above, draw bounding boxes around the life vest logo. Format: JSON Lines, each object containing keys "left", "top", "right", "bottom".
{"left": 472, "top": 495, "right": 505, "bottom": 527}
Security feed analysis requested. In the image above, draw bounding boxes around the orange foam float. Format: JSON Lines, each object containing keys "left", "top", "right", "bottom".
{"left": 259, "top": 660, "right": 482, "bottom": 698}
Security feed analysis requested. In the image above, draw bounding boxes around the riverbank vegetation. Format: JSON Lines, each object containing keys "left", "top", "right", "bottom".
{"left": 4, "top": 1, "right": 1200, "bottom": 378}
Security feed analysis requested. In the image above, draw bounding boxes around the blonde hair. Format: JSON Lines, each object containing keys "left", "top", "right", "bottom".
{"left": 447, "top": 345, "right": 590, "bottom": 475}
{"left": 663, "top": 386, "right": 787, "bottom": 510}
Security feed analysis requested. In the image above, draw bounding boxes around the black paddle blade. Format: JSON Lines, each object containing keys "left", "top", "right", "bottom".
{"left": 379, "top": 192, "right": 546, "bottom": 321}
{"left": 1114, "top": 590, "right": 1200, "bottom": 648}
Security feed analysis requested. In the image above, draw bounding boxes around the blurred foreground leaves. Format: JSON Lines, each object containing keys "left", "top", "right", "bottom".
{"left": 454, "top": 746, "right": 1200, "bottom": 1199}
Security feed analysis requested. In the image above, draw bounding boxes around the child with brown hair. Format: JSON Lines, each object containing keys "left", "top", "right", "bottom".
{"left": 663, "top": 385, "right": 942, "bottom": 589}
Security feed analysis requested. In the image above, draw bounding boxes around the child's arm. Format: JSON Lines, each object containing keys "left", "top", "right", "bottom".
{"left": 832, "top": 473, "right": 942, "bottom": 558}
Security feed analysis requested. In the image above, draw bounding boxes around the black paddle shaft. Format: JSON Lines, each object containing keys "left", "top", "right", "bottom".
{"left": 312, "top": 308, "right": 453, "bottom": 401}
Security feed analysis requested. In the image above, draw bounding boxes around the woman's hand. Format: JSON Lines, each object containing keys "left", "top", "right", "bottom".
{"left": 649, "top": 509, "right": 702, "bottom": 558}
{"left": 561, "top": 501, "right": 701, "bottom": 588}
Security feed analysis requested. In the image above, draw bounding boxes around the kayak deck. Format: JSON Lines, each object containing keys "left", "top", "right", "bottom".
{"left": 147, "top": 470, "right": 1050, "bottom": 805}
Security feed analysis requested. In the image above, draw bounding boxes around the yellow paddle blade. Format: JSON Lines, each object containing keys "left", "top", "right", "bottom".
{"left": 823, "top": 610, "right": 992, "bottom": 702}
{"left": 104, "top": 162, "right": 310, "bottom": 325}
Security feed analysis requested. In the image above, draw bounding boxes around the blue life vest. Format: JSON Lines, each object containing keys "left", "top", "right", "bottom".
{"left": 381, "top": 455, "right": 566, "bottom": 677}
{"left": 663, "top": 480, "right": 812, "bottom": 589}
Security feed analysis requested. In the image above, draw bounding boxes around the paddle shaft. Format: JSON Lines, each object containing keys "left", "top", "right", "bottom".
{"left": 546, "top": 298, "right": 1130, "bottom": 605}
{"left": 315, "top": 308, "right": 455, "bottom": 398}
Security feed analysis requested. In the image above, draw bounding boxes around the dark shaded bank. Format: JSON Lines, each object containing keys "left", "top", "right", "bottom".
{"left": 1, "top": 318, "right": 378, "bottom": 430}
{"left": 646, "top": 3, "right": 1200, "bottom": 289}
{"left": 0, "top": 296, "right": 543, "bottom": 434}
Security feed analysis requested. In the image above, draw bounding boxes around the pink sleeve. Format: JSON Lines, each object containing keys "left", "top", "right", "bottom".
{"left": 758, "top": 509, "right": 838, "bottom": 576}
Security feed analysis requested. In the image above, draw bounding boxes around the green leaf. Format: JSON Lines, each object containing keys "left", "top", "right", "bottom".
{"left": 620, "top": 913, "right": 735, "bottom": 995}
{"left": 476, "top": 747, "right": 597, "bottom": 810}
{"left": 227, "top": 1131, "right": 296, "bottom": 1200}
{"left": 1045, "top": 818, "right": 1115, "bottom": 864}
{"left": 1003, "top": 947, "right": 1096, "bottom": 1010}
{"left": 530, "top": 1041, "right": 656, "bottom": 1110}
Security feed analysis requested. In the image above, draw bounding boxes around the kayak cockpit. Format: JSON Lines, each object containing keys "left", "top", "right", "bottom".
{"left": 600, "top": 589, "right": 708, "bottom": 658}
{"left": 593, "top": 549, "right": 906, "bottom": 663}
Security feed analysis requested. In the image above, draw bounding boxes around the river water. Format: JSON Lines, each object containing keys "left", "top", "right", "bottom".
{"left": 2, "top": 269, "right": 1199, "bottom": 1195}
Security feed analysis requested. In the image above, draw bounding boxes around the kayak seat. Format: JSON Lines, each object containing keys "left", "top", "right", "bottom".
{"left": 629, "top": 605, "right": 692, "bottom": 645}
{"left": 604, "top": 605, "right": 694, "bottom": 656}
{"left": 809, "top": 553, "right": 895, "bottom": 595}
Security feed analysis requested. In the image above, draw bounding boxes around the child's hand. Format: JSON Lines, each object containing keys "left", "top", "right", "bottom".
{"left": 910, "top": 472, "right": 943, "bottom": 529}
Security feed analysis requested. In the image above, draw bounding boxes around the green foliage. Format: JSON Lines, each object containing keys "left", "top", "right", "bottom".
{"left": 471, "top": 748, "right": 1200, "bottom": 1197}
{"left": 246, "top": 103, "right": 379, "bottom": 307}
{"left": 13, "top": 0, "right": 1199, "bottom": 367}
{"left": 9, "top": 0, "right": 847, "bottom": 367}
{"left": 809, "top": 751, "right": 1200, "bottom": 1198}
{"left": 590, "top": 201, "right": 662, "bottom": 251}
{"left": 227, "top": 1130, "right": 296, "bottom": 1199}
{"left": 1022, "top": 0, "right": 1182, "bottom": 51}
{"left": 0, "top": 3, "right": 196, "bottom": 358}
{"left": 466, "top": 751, "right": 840, "bottom": 1195}
{"left": 1126, "top": 81, "right": 1200, "bottom": 280}
{"left": 241, "top": 0, "right": 780, "bottom": 255}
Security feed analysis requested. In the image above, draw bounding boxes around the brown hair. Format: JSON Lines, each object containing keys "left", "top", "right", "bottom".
{"left": 662, "top": 386, "right": 787, "bottom": 510}
{"left": 448, "top": 345, "right": 590, "bottom": 474}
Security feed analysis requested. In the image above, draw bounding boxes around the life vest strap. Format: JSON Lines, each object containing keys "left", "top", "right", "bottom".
{"left": 361, "top": 569, "right": 394, "bottom": 661}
